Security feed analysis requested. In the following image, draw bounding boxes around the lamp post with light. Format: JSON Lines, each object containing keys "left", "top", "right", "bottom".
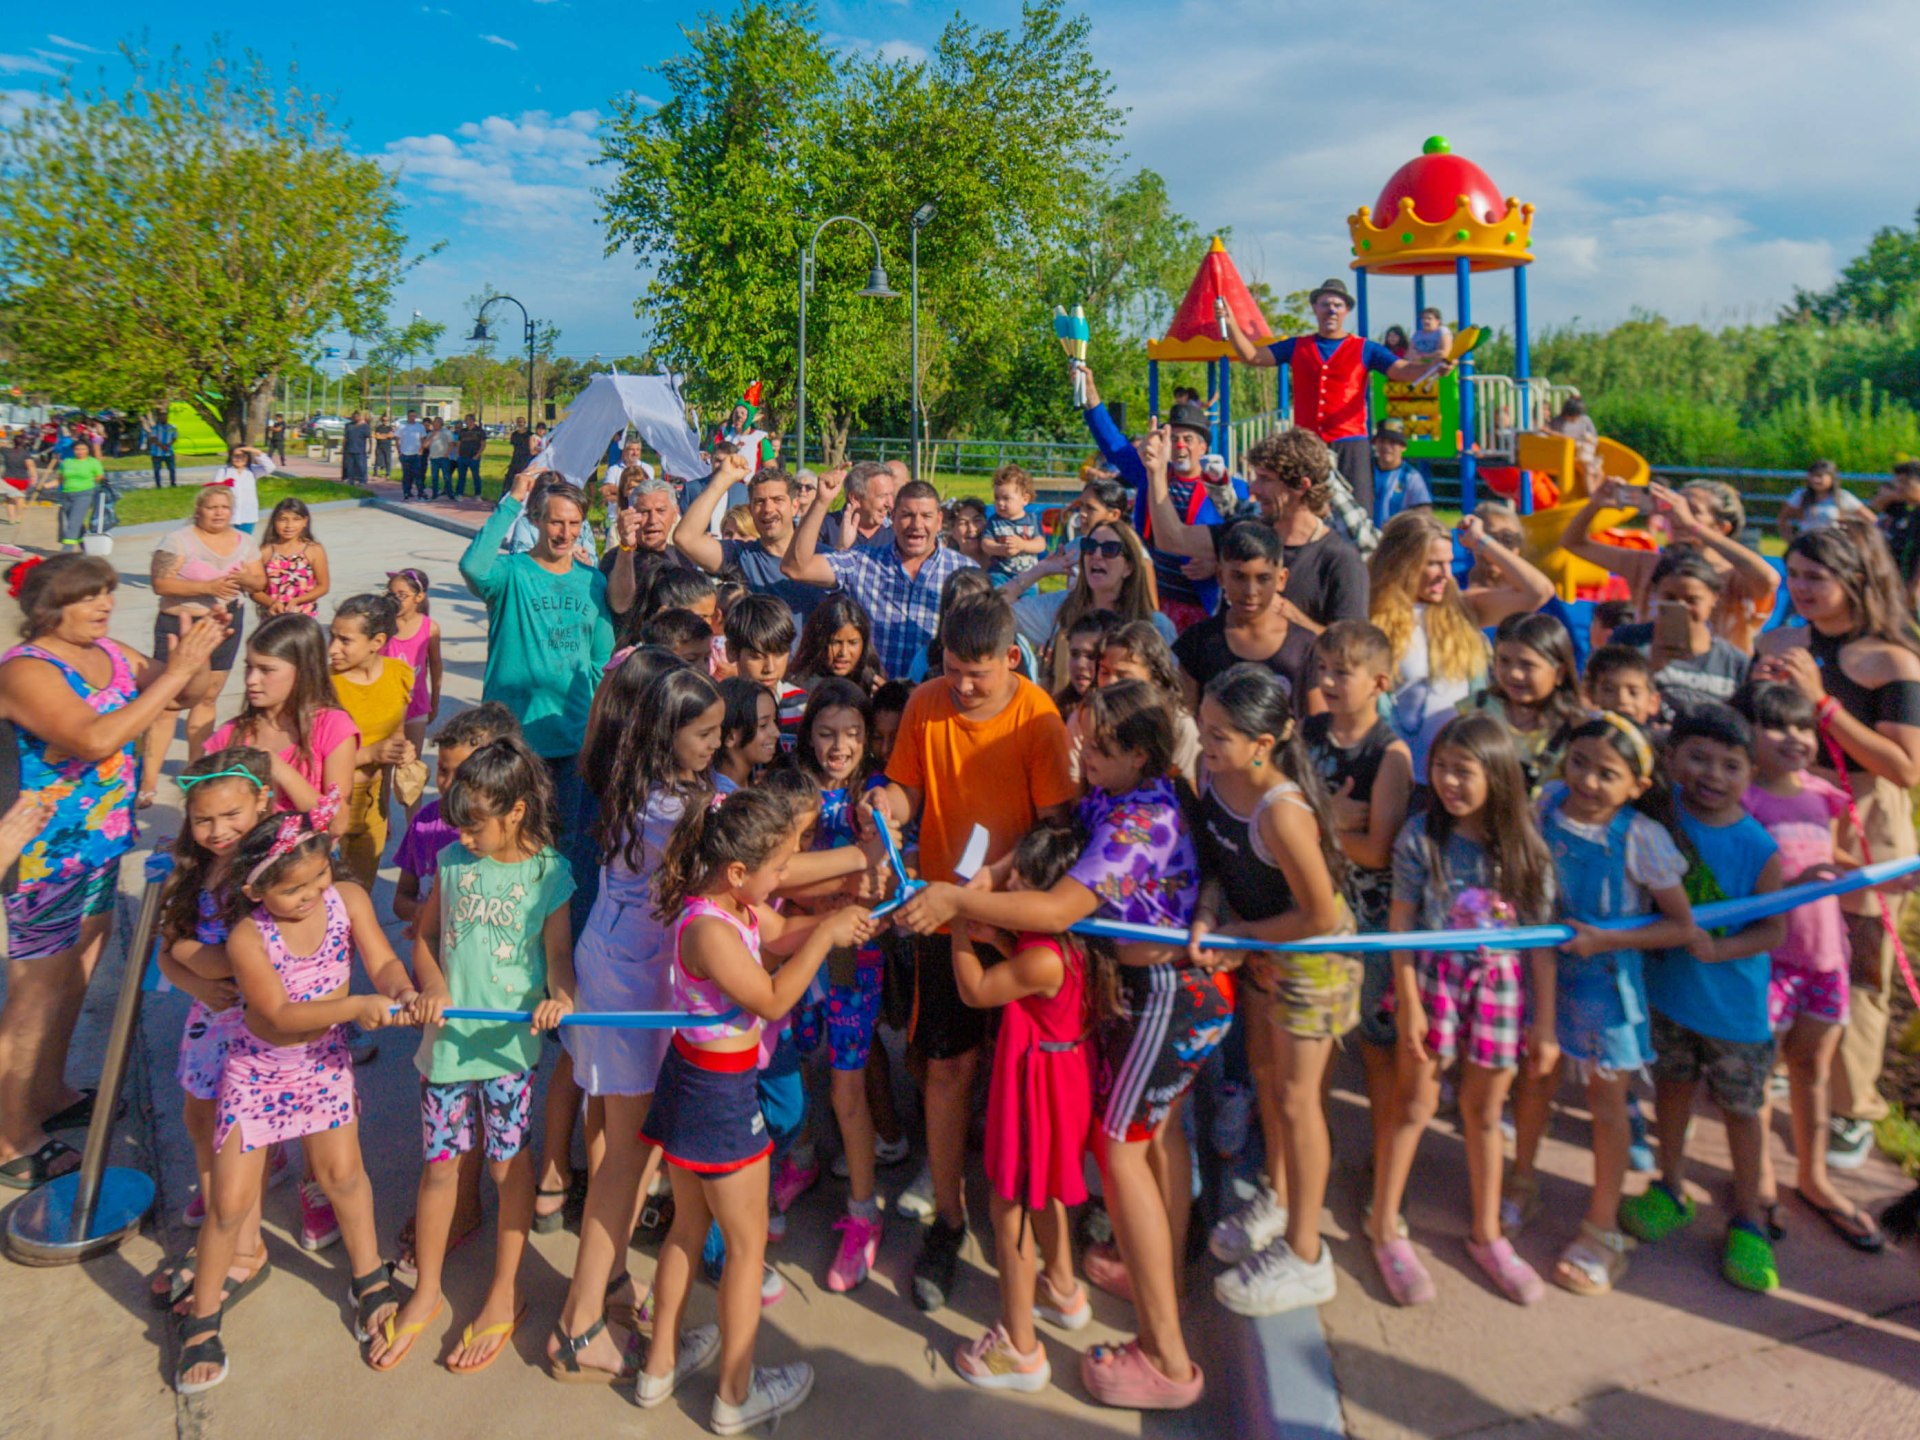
{"left": 909, "top": 201, "right": 936, "bottom": 482}
{"left": 796, "top": 216, "right": 897, "bottom": 470}
{"left": 467, "top": 295, "right": 538, "bottom": 441}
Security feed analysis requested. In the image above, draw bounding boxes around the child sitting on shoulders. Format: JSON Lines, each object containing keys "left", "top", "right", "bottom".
{"left": 983, "top": 464, "right": 1046, "bottom": 584}
{"left": 1620, "top": 704, "right": 1787, "bottom": 1293}
{"left": 1734, "top": 682, "right": 1883, "bottom": 1251}
{"left": 949, "top": 822, "right": 1098, "bottom": 1394}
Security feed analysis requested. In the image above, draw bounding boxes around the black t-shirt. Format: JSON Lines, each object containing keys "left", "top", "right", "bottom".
{"left": 1612, "top": 622, "right": 1750, "bottom": 724}
{"left": 1303, "top": 711, "right": 1397, "bottom": 929}
{"left": 1173, "top": 612, "right": 1317, "bottom": 710}
{"left": 1, "top": 445, "right": 30, "bottom": 481}
{"left": 457, "top": 425, "right": 486, "bottom": 459}
{"left": 1203, "top": 519, "right": 1367, "bottom": 628}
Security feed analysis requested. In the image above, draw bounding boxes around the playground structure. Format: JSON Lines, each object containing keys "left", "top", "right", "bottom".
{"left": 1142, "top": 237, "right": 1274, "bottom": 456}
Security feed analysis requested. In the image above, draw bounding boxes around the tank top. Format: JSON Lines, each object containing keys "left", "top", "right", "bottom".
{"left": 252, "top": 886, "right": 351, "bottom": 1004}
{"left": 1392, "top": 605, "right": 1480, "bottom": 772}
{"left": 384, "top": 616, "right": 432, "bottom": 689}
{"left": 1195, "top": 776, "right": 1311, "bottom": 923}
{"left": 259, "top": 545, "right": 318, "bottom": 617}
{"left": 1303, "top": 712, "right": 1394, "bottom": 806}
{"left": 1806, "top": 628, "right": 1920, "bottom": 774}
{"left": 4, "top": 639, "right": 141, "bottom": 884}
{"left": 671, "top": 895, "right": 757, "bottom": 1042}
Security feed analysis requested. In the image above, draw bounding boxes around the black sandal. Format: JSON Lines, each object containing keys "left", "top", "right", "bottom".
{"left": 0, "top": 1138, "right": 79, "bottom": 1191}
{"left": 175, "top": 1313, "right": 228, "bottom": 1395}
{"left": 350, "top": 1265, "right": 402, "bottom": 1342}
{"left": 546, "top": 1317, "right": 638, "bottom": 1385}
{"left": 155, "top": 1249, "right": 272, "bottom": 1315}
{"left": 532, "top": 1185, "right": 569, "bottom": 1235}
{"left": 41, "top": 1089, "right": 99, "bottom": 1133}
{"left": 1799, "top": 1191, "right": 1886, "bottom": 1253}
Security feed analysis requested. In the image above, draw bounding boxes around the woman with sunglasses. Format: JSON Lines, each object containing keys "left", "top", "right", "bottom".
{"left": 1001, "top": 520, "right": 1173, "bottom": 695}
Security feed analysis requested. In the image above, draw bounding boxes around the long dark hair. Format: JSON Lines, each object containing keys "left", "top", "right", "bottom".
{"left": 225, "top": 816, "right": 334, "bottom": 928}
{"left": 229, "top": 614, "right": 336, "bottom": 757}
{"left": 1203, "top": 663, "right": 1349, "bottom": 893}
{"left": 1492, "top": 612, "right": 1586, "bottom": 739}
{"left": 261, "top": 498, "right": 314, "bottom": 549}
{"left": 795, "top": 678, "right": 874, "bottom": 794}
{"left": 443, "top": 737, "right": 558, "bottom": 859}
{"left": 1790, "top": 522, "right": 1920, "bottom": 656}
{"left": 791, "top": 593, "right": 881, "bottom": 692}
{"left": 597, "top": 667, "right": 721, "bottom": 871}
{"left": 1078, "top": 679, "right": 1176, "bottom": 783}
{"left": 652, "top": 788, "right": 796, "bottom": 922}
{"left": 1422, "top": 710, "right": 1554, "bottom": 925}
{"left": 160, "top": 746, "right": 275, "bottom": 945}
{"left": 580, "top": 646, "right": 685, "bottom": 786}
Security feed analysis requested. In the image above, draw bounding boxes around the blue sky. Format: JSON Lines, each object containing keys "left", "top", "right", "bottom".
{"left": 6, "top": 1, "right": 1920, "bottom": 373}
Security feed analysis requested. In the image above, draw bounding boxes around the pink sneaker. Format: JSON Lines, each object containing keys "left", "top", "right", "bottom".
{"left": 826, "top": 1212, "right": 883, "bottom": 1292}
{"left": 298, "top": 1178, "right": 341, "bottom": 1252}
{"left": 771, "top": 1155, "right": 819, "bottom": 1214}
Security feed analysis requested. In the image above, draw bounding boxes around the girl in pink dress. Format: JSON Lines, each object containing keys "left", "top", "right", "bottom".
{"left": 949, "top": 822, "right": 1096, "bottom": 1395}
{"left": 175, "top": 800, "right": 421, "bottom": 1395}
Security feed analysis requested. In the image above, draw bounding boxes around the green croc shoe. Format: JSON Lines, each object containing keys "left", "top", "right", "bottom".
{"left": 1722, "top": 1221, "right": 1779, "bottom": 1293}
{"left": 1620, "top": 1182, "right": 1696, "bottom": 1244}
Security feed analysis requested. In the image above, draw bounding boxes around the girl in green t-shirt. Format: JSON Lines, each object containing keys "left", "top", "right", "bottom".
{"left": 374, "top": 738, "right": 576, "bottom": 1374}
{"left": 56, "top": 441, "right": 104, "bottom": 547}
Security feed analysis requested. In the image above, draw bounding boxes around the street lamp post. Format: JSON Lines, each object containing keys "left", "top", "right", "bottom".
{"left": 468, "top": 295, "right": 537, "bottom": 450}
{"left": 909, "top": 201, "right": 936, "bottom": 483}
{"left": 796, "top": 216, "right": 897, "bottom": 471}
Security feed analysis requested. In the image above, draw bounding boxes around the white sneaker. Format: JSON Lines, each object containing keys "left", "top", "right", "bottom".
{"left": 711, "top": 1362, "right": 815, "bottom": 1435}
{"left": 635, "top": 1324, "right": 720, "bottom": 1409}
{"left": 830, "top": 1134, "right": 911, "bottom": 1179}
{"left": 896, "top": 1162, "right": 936, "bottom": 1223}
{"left": 1214, "top": 1238, "right": 1337, "bottom": 1317}
{"left": 1208, "top": 1184, "right": 1288, "bottom": 1265}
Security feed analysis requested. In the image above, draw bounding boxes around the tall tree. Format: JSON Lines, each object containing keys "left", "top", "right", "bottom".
{"left": 1788, "top": 206, "right": 1920, "bottom": 326}
{"left": 0, "top": 45, "right": 408, "bottom": 443}
{"left": 598, "top": 0, "right": 1123, "bottom": 461}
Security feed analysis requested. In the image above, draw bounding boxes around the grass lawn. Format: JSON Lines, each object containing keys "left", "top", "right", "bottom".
{"left": 99, "top": 451, "right": 225, "bottom": 474}
{"left": 111, "top": 475, "right": 371, "bottom": 527}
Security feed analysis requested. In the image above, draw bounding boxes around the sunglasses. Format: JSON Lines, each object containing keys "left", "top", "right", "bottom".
{"left": 1079, "top": 536, "right": 1124, "bottom": 559}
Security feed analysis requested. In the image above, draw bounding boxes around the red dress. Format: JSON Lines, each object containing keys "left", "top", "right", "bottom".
{"left": 984, "top": 934, "right": 1094, "bottom": 1209}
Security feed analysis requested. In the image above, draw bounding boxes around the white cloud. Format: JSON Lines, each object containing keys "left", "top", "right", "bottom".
{"left": 0, "top": 53, "right": 62, "bottom": 77}
{"left": 823, "top": 32, "right": 928, "bottom": 65}
{"left": 384, "top": 108, "right": 601, "bottom": 222}
{"left": 478, "top": 33, "right": 519, "bottom": 51}
{"left": 44, "top": 34, "right": 102, "bottom": 54}
{"left": 1089, "top": 0, "right": 1920, "bottom": 329}
{"left": 874, "top": 39, "right": 927, "bottom": 64}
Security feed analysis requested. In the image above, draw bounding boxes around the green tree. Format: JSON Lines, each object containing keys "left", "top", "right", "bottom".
{"left": 1789, "top": 206, "right": 1920, "bottom": 326}
{"left": 598, "top": 0, "right": 1123, "bottom": 462}
{"left": 0, "top": 45, "right": 408, "bottom": 444}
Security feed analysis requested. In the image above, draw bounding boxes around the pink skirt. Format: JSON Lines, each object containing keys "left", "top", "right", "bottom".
{"left": 214, "top": 1023, "right": 358, "bottom": 1153}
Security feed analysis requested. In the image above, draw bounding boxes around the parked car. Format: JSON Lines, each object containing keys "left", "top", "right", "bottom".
{"left": 308, "top": 414, "right": 348, "bottom": 437}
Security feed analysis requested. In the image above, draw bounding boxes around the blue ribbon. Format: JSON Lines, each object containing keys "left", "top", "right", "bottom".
{"left": 868, "top": 801, "right": 923, "bottom": 919}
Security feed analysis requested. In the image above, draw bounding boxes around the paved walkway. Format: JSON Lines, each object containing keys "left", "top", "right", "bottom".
{"left": 0, "top": 504, "right": 1914, "bottom": 1440}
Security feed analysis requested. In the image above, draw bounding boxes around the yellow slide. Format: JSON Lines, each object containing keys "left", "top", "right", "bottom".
{"left": 1512, "top": 431, "right": 1652, "bottom": 600}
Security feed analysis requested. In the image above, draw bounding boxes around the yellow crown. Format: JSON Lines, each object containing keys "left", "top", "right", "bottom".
{"left": 1347, "top": 194, "right": 1534, "bottom": 277}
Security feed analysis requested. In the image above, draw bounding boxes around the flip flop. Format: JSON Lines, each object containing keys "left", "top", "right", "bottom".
{"left": 1798, "top": 1191, "right": 1885, "bottom": 1253}
{"left": 369, "top": 1296, "right": 444, "bottom": 1372}
{"left": 0, "top": 1138, "right": 78, "bottom": 1191}
{"left": 448, "top": 1303, "right": 528, "bottom": 1375}
{"left": 532, "top": 1186, "right": 569, "bottom": 1235}
{"left": 41, "top": 1089, "right": 98, "bottom": 1132}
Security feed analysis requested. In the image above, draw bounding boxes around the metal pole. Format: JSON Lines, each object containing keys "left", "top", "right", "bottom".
{"left": 910, "top": 225, "right": 920, "bottom": 483}
{"left": 7, "top": 855, "right": 169, "bottom": 1264}
{"left": 1413, "top": 275, "right": 1426, "bottom": 328}
{"left": 797, "top": 245, "right": 808, "bottom": 471}
{"left": 1456, "top": 255, "right": 1477, "bottom": 513}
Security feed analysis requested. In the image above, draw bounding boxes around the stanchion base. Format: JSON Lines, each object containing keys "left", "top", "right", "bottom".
{"left": 6, "top": 1168, "right": 154, "bottom": 1267}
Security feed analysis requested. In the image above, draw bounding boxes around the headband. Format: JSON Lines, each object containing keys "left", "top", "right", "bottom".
{"left": 1596, "top": 711, "right": 1655, "bottom": 780}
{"left": 244, "top": 787, "right": 343, "bottom": 889}
{"left": 177, "top": 766, "right": 266, "bottom": 794}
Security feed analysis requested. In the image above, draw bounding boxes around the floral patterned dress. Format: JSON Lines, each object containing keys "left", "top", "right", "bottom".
{"left": 259, "top": 543, "right": 318, "bottom": 619}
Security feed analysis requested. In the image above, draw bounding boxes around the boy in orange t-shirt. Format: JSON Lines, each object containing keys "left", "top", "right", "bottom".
{"left": 866, "top": 591, "right": 1075, "bottom": 1311}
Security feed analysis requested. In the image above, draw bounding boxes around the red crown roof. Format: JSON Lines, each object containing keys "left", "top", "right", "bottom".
{"left": 1373, "top": 136, "right": 1507, "bottom": 226}
{"left": 1164, "top": 237, "right": 1272, "bottom": 346}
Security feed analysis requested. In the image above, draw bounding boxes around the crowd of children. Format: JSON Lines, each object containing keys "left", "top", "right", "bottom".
{"left": 114, "top": 438, "right": 1913, "bottom": 1431}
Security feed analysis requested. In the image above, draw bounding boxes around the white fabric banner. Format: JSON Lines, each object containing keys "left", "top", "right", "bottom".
{"left": 538, "top": 374, "right": 711, "bottom": 484}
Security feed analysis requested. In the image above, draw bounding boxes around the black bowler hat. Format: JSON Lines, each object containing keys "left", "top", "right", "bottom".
{"left": 1167, "top": 401, "right": 1210, "bottom": 438}
{"left": 1309, "top": 277, "right": 1355, "bottom": 309}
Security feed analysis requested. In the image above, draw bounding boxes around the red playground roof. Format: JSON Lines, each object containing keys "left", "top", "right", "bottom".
{"left": 1148, "top": 238, "right": 1274, "bottom": 361}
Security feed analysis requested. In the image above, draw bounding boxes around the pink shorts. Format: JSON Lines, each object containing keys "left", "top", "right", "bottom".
{"left": 1768, "top": 964, "right": 1849, "bottom": 1030}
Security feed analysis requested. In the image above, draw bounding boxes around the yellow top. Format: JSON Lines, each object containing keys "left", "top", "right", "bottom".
{"left": 332, "top": 657, "right": 415, "bottom": 761}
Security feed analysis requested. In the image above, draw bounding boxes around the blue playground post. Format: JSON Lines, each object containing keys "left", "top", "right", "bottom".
{"left": 1513, "top": 263, "right": 1532, "bottom": 514}
{"left": 1355, "top": 266, "right": 1372, "bottom": 439}
{"left": 1147, "top": 358, "right": 1159, "bottom": 424}
{"left": 1455, "top": 255, "right": 1476, "bottom": 513}
{"left": 1413, "top": 275, "right": 1426, "bottom": 327}
{"left": 1277, "top": 362, "right": 1291, "bottom": 425}
{"left": 1216, "top": 355, "right": 1232, "bottom": 458}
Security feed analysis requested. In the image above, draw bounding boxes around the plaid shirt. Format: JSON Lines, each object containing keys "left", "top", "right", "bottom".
{"left": 1324, "top": 467, "right": 1379, "bottom": 559}
{"left": 824, "top": 543, "right": 978, "bottom": 679}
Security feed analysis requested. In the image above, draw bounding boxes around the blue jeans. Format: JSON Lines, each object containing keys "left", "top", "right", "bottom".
{"left": 149, "top": 453, "right": 176, "bottom": 487}
{"left": 399, "top": 454, "right": 426, "bottom": 497}
{"left": 543, "top": 755, "right": 599, "bottom": 939}
{"left": 453, "top": 457, "right": 481, "bottom": 497}
{"left": 429, "top": 456, "right": 453, "bottom": 496}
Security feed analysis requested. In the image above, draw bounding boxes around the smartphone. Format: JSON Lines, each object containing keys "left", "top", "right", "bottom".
{"left": 1654, "top": 600, "right": 1691, "bottom": 651}
{"left": 1610, "top": 480, "right": 1653, "bottom": 513}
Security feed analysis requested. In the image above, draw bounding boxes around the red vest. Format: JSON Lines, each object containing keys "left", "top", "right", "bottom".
{"left": 1288, "top": 334, "right": 1370, "bottom": 443}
